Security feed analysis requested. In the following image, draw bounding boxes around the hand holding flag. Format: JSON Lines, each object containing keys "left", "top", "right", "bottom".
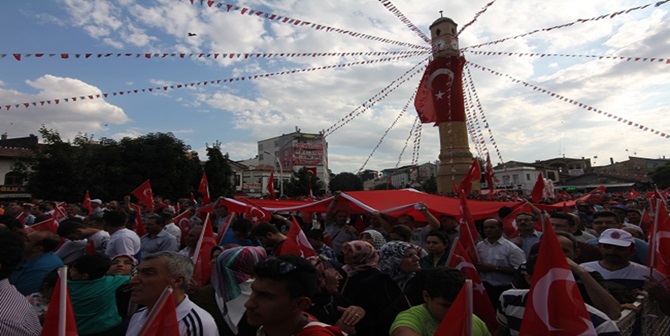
{"left": 41, "top": 267, "right": 78, "bottom": 336}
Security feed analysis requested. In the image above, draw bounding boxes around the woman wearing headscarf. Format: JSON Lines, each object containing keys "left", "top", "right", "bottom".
{"left": 339, "top": 240, "right": 381, "bottom": 302}
{"left": 353, "top": 241, "right": 424, "bottom": 336}
{"left": 107, "top": 254, "right": 138, "bottom": 321}
{"left": 306, "top": 256, "right": 366, "bottom": 335}
{"left": 193, "top": 246, "right": 267, "bottom": 336}
{"left": 359, "top": 229, "right": 386, "bottom": 251}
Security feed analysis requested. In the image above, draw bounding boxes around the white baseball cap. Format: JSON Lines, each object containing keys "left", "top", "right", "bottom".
{"left": 598, "top": 228, "right": 634, "bottom": 247}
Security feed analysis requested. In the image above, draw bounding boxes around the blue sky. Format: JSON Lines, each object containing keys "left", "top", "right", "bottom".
{"left": 1, "top": 0, "right": 668, "bottom": 173}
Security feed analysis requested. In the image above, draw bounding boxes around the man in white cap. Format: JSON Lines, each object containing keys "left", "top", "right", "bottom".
{"left": 580, "top": 228, "right": 667, "bottom": 292}
{"left": 90, "top": 199, "right": 104, "bottom": 218}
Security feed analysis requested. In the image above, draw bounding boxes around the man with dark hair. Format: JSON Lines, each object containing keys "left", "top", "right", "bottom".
{"left": 306, "top": 228, "right": 338, "bottom": 262}
{"left": 0, "top": 228, "right": 42, "bottom": 335}
{"left": 126, "top": 251, "right": 218, "bottom": 336}
{"left": 68, "top": 253, "right": 130, "bottom": 335}
{"left": 390, "top": 267, "right": 491, "bottom": 336}
{"left": 161, "top": 211, "right": 182, "bottom": 244}
{"left": 511, "top": 212, "right": 541, "bottom": 258}
{"left": 586, "top": 211, "right": 648, "bottom": 265}
{"left": 104, "top": 210, "right": 141, "bottom": 259}
{"left": 245, "top": 254, "right": 346, "bottom": 336}
{"left": 9, "top": 230, "right": 64, "bottom": 295}
{"left": 140, "top": 213, "right": 179, "bottom": 255}
{"left": 251, "top": 222, "right": 287, "bottom": 256}
{"left": 221, "top": 218, "right": 257, "bottom": 246}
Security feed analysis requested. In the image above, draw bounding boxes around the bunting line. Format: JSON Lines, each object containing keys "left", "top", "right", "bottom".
{"left": 464, "top": 64, "right": 505, "bottom": 165}
{"left": 378, "top": 0, "right": 431, "bottom": 44}
{"left": 458, "top": 0, "right": 497, "bottom": 36}
{"left": 463, "top": 82, "right": 485, "bottom": 160}
{"left": 461, "top": 0, "right": 669, "bottom": 50}
{"left": 0, "top": 53, "right": 424, "bottom": 112}
{"left": 468, "top": 61, "right": 670, "bottom": 140}
{"left": 463, "top": 50, "right": 669, "bottom": 64}
{"left": 189, "top": 0, "right": 430, "bottom": 50}
{"left": 358, "top": 89, "right": 418, "bottom": 173}
{"left": 411, "top": 121, "right": 422, "bottom": 165}
{"left": 2, "top": 50, "right": 426, "bottom": 62}
{"left": 396, "top": 116, "right": 419, "bottom": 168}
{"left": 323, "top": 56, "right": 429, "bottom": 136}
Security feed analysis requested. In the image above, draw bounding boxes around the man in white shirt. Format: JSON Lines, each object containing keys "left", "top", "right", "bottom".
{"left": 103, "top": 210, "right": 141, "bottom": 260}
{"left": 125, "top": 251, "right": 218, "bottom": 336}
{"left": 161, "top": 212, "right": 182, "bottom": 245}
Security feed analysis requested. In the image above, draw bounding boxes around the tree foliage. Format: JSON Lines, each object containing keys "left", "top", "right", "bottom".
{"left": 421, "top": 175, "right": 438, "bottom": 194}
{"left": 285, "top": 168, "right": 323, "bottom": 198}
{"left": 204, "top": 141, "right": 234, "bottom": 198}
{"left": 21, "top": 127, "right": 202, "bottom": 202}
{"left": 328, "top": 172, "right": 363, "bottom": 193}
{"left": 650, "top": 162, "right": 670, "bottom": 189}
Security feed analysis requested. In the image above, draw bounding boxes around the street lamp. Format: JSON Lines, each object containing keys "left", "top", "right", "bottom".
{"left": 263, "top": 151, "right": 283, "bottom": 198}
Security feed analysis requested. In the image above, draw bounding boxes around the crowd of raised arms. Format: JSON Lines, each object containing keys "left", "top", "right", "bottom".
{"left": 0, "top": 190, "right": 668, "bottom": 336}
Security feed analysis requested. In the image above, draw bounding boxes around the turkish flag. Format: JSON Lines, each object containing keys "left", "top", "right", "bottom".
{"left": 267, "top": 171, "right": 276, "bottom": 200}
{"left": 458, "top": 192, "right": 480, "bottom": 263}
{"left": 217, "top": 212, "right": 236, "bottom": 245}
{"left": 447, "top": 240, "right": 498, "bottom": 334}
{"left": 415, "top": 56, "right": 467, "bottom": 125}
{"left": 137, "top": 286, "right": 180, "bottom": 336}
{"left": 191, "top": 213, "right": 217, "bottom": 289}
{"left": 433, "top": 279, "right": 472, "bottom": 336}
{"left": 173, "top": 210, "right": 192, "bottom": 246}
{"left": 53, "top": 202, "right": 68, "bottom": 222}
{"left": 279, "top": 216, "right": 316, "bottom": 258}
{"left": 41, "top": 267, "right": 78, "bottom": 336}
{"left": 459, "top": 159, "right": 481, "bottom": 196}
{"left": 198, "top": 173, "right": 211, "bottom": 205}
{"left": 519, "top": 219, "right": 596, "bottom": 335}
{"left": 82, "top": 190, "right": 93, "bottom": 214}
{"left": 500, "top": 203, "right": 535, "bottom": 238}
{"left": 133, "top": 204, "right": 146, "bottom": 237}
{"left": 16, "top": 211, "right": 27, "bottom": 228}
{"left": 484, "top": 153, "right": 495, "bottom": 195}
{"left": 648, "top": 199, "right": 670, "bottom": 277}
{"left": 27, "top": 217, "right": 59, "bottom": 233}
{"left": 131, "top": 180, "right": 154, "bottom": 212}
{"left": 626, "top": 189, "right": 640, "bottom": 200}
{"left": 530, "top": 173, "right": 545, "bottom": 203}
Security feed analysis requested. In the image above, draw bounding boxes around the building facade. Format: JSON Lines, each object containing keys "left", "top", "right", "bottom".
{"left": 257, "top": 131, "right": 329, "bottom": 188}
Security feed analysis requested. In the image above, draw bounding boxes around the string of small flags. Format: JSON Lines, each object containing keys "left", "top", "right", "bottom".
{"left": 464, "top": 64, "right": 505, "bottom": 165}
{"left": 463, "top": 83, "right": 485, "bottom": 159}
{"left": 378, "top": 0, "right": 431, "bottom": 44}
{"left": 458, "top": 0, "right": 497, "bottom": 36}
{"left": 188, "top": 0, "right": 430, "bottom": 50}
{"left": 358, "top": 89, "right": 417, "bottom": 173}
{"left": 468, "top": 61, "right": 670, "bottom": 139}
{"left": 411, "top": 120, "right": 422, "bottom": 165}
{"left": 0, "top": 53, "right": 421, "bottom": 112}
{"left": 461, "top": 0, "right": 669, "bottom": 51}
{"left": 323, "top": 57, "right": 429, "bottom": 136}
{"left": 396, "top": 116, "right": 419, "bottom": 168}
{"left": 463, "top": 50, "right": 669, "bottom": 64}
{"left": 2, "top": 50, "right": 427, "bottom": 62}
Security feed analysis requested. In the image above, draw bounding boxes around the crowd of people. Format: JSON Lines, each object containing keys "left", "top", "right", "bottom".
{"left": 0, "top": 190, "right": 668, "bottom": 336}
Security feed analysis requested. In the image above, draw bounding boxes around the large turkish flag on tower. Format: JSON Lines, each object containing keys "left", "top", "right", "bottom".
{"left": 415, "top": 56, "right": 466, "bottom": 125}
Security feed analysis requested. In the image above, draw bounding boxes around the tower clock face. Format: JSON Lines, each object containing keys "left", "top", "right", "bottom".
{"left": 435, "top": 38, "right": 447, "bottom": 50}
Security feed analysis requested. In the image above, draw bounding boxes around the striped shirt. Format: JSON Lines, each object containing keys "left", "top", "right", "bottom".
{"left": 126, "top": 296, "right": 218, "bottom": 336}
{"left": 0, "top": 279, "right": 41, "bottom": 336}
{"left": 497, "top": 288, "right": 621, "bottom": 336}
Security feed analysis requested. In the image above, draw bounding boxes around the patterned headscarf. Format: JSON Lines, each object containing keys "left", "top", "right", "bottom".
{"left": 378, "top": 241, "right": 416, "bottom": 291}
{"left": 341, "top": 240, "right": 379, "bottom": 277}
{"left": 361, "top": 229, "right": 386, "bottom": 250}
{"left": 213, "top": 246, "right": 267, "bottom": 304}
{"left": 307, "top": 255, "right": 336, "bottom": 293}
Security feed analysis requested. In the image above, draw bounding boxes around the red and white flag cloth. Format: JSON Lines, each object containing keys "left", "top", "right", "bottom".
{"left": 27, "top": 216, "right": 59, "bottom": 233}
{"left": 648, "top": 199, "right": 670, "bottom": 277}
{"left": 458, "top": 192, "right": 481, "bottom": 263}
{"left": 137, "top": 286, "right": 180, "bottom": 336}
{"left": 433, "top": 279, "right": 473, "bottom": 336}
{"left": 131, "top": 180, "right": 154, "bottom": 212}
{"left": 82, "top": 190, "right": 93, "bottom": 214}
{"left": 133, "top": 204, "right": 146, "bottom": 237}
{"left": 198, "top": 172, "right": 211, "bottom": 205}
{"left": 447, "top": 240, "right": 498, "bottom": 334}
{"left": 191, "top": 213, "right": 217, "bottom": 289}
{"left": 414, "top": 56, "right": 467, "bottom": 125}
{"left": 458, "top": 159, "right": 481, "bottom": 197}
{"left": 53, "top": 202, "right": 68, "bottom": 222}
{"left": 16, "top": 211, "right": 27, "bottom": 227}
{"left": 530, "top": 173, "right": 545, "bottom": 203}
{"left": 519, "top": 219, "right": 596, "bottom": 335}
{"left": 41, "top": 267, "right": 78, "bottom": 336}
{"left": 217, "top": 212, "right": 236, "bottom": 245}
{"left": 267, "top": 170, "right": 276, "bottom": 200}
{"left": 279, "top": 216, "right": 317, "bottom": 258}
{"left": 173, "top": 209, "right": 192, "bottom": 246}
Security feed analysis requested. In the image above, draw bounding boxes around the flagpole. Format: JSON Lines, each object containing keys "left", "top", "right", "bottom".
{"left": 58, "top": 266, "right": 68, "bottom": 336}
{"left": 445, "top": 237, "right": 459, "bottom": 265}
{"left": 466, "top": 279, "right": 473, "bottom": 336}
{"left": 192, "top": 213, "right": 209, "bottom": 264}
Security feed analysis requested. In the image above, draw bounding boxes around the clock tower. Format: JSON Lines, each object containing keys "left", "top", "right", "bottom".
{"left": 428, "top": 15, "right": 479, "bottom": 194}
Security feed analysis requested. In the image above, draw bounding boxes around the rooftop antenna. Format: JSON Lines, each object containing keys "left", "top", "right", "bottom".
{"left": 439, "top": 10, "right": 443, "bottom": 18}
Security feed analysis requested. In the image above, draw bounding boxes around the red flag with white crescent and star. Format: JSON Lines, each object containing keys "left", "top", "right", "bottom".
{"left": 82, "top": 190, "right": 93, "bottom": 214}
{"left": 131, "top": 179, "right": 154, "bottom": 212}
{"left": 414, "top": 56, "right": 466, "bottom": 125}
{"left": 191, "top": 213, "right": 217, "bottom": 289}
{"left": 198, "top": 172, "right": 211, "bottom": 205}
{"left": 519, "top": 217, "right": 596, "bottom": 335}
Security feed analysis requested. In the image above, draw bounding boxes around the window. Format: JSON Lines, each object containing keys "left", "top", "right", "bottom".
{"left": 526, "top": 174, "right": 531, "bottom": 181}
{"left": 258, "top": 144, "right": 263, "bottom": 151}
{"left": 259, "top": 154, "right": 264, "bottom": 161}
{"left": 4, "top": 171, "right": 24, "bottom": 186}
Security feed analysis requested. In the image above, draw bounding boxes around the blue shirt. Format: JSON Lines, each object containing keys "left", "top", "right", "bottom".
{"left": 9, "top": 252, "right": 64, "bottom": 296}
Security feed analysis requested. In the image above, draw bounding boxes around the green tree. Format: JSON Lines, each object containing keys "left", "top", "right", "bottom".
{"left": 650, "top": 162, "right": 670, "bottom": 189}
{"left": 328, "top": 172, "right": 363, "bottom": 193}
{"left": 421, "top": 175, "right": 437, "bottom": 194}
{"left": 285, "top": 168, "right": 323, "bottom": 198}
{"left": 204, "top": 141, "right": 234, "bottom": 198}
{"left": 373, "top": 182, "right": 395, "bottom": 190}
